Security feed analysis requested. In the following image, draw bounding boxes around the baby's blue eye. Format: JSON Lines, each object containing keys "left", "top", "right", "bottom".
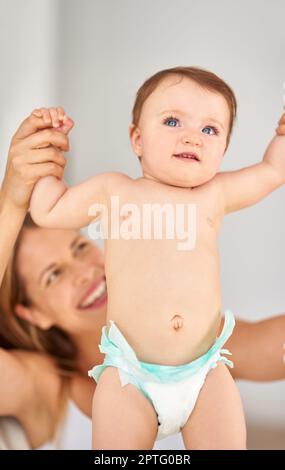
{"left": 202, "top": 126, "right": 217, "bottom": 135}
{"left": 164, "top": 117, "right": 179, "bottom": 127}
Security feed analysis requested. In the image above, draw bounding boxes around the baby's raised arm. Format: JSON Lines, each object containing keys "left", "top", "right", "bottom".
{"left": 29, "top": 172, "right": 111, "bottom": 229}
{"left": 29, "top": 109, "right": 130, "bottom": 230}
{"left": 216, "top": 112, "right": 285, "bottom": 214}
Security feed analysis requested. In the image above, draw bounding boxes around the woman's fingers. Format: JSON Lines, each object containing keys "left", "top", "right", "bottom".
{"left": 56, "top": 107, "right": 66, "bottom": 121}
{"left": 31, "top": 108, "right": 43, "bottom": 118}
{"left": 25, "top": 161, "right": 65, "bottom": 183}
{"left": 11, "top": 147, "right": 67, "bottom": 178}
{"left": 3, "top": 107, "right": 72, "bottom": 209}
{"left": 29, "top": 147, "right": 67, "bottom": 168}
{"left": 49, "top": 107, "right": 61, "bottom": 127}
{"left": 13, "top": 112, "right": 53, "bottom": 141}
{"left": 12, "top": 107, "right": 73, "bottom": 141}
{"left": 16, "top": 128, "right": 70, "bottom": 152}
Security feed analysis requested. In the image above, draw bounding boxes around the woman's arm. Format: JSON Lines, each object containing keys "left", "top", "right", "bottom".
{"left": 0, "top": 194, "right": 26, "bottom": 285}
{"left": 225, "top": 316, "right": 285, "bottom": 381}
{"left": 0, "top": 348, "right": 34, "bottom": 416}
{"left": 0, "top": 348, "right": 64, "bottom": 448}
{"left": 0, "top": 107, "right": 73, "bottom": 286}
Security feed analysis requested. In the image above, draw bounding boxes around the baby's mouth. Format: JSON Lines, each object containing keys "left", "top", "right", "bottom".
{"left": 173, "top": 153, "right": 200, "bottom": 162}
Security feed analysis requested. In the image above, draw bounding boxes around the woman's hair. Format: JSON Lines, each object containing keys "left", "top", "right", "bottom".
{"left": 0, "top": 212, "right": 78, "bottom": 373}
{"left": 131, "top": 66, "right": 237, "bottom": 155}
{"left": 0, "top": 212, "right": 79, "bottom": 438}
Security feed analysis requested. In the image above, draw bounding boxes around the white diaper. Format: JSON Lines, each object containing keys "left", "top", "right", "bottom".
{"left": 88, "top": 310, "right": 235, "bottom": 441}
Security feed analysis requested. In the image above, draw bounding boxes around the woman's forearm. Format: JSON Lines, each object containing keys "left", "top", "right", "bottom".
{"left": 0, "top": 190, "right": 26, "bottom": 286}
{"left": 226, "top": 317, "right": 285, "bottom": 381}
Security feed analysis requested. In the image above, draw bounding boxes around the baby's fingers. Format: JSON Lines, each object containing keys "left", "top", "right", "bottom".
{"left": 39, "top": 106, "right": 73, "bottom": 134}
{"left": 49, "top": 107, "right": 62, "bottom": 128}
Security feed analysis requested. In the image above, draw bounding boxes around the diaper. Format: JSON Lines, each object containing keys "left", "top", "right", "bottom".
{"left": 88, "top": 309, "right": 235, "bottom": 441}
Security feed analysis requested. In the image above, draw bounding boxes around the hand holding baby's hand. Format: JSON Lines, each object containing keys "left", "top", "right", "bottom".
{"left": 3, "top": 106, "right": 74, "bottom": 210}
{"left": 275, "top": 112, "right": 285, "bottom": 136}
{"left": 31, "top": 106, "right": 74, "bottom": 134}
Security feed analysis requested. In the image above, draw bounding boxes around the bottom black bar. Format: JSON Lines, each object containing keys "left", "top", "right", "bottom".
{"left": 0, "top": 450, "right": 285, "bottom": 467}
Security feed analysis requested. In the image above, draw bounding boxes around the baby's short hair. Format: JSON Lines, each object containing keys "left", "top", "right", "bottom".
{"left": 131, "top": 66, "right": 237, "bottom": 159}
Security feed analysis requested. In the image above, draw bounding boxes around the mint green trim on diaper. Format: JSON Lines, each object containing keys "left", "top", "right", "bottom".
{"left": 88, "top": 310, "right": 235, "bottom": 385}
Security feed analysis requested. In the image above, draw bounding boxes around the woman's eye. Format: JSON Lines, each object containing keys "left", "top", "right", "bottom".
{"left": 46, "top": 269, "right": 61, "bottom": 286}
{"left": 202, "top": 126, "right": 219, "bottom": 136}
{"left": 77, "top": 242, "right": 89, "bottom": 251}
{"left": 163, "top": 116, "right": 180, "bottom": 127}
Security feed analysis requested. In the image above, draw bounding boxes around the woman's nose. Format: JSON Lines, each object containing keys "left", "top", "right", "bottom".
{"left": 73, "top": 265, "right": 101, "bottom": 286}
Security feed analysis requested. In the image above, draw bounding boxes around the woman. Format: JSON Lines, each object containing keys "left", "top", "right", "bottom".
{"left": 1, "top": 109, "right": 284, "bottom": 449}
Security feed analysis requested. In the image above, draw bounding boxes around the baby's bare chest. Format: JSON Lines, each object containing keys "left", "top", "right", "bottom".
{"left": 105, "top": 183, "right": 221, "bottom": 243}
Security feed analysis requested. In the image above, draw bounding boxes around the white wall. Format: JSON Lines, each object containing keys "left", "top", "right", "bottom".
{"left": 1, "top": 0, "right": 285, "bottom": 449}
{"left": 0, "top": 0, "right": 61, "bottom": 179}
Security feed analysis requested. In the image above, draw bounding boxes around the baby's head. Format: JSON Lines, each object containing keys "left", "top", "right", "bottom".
{"left": 129, "top": 66, "right": 237, "bottom": 187}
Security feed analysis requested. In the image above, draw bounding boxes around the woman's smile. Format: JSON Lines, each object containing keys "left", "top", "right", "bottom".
{"left": 77, "top": 276, "right": 107, "bottom": 311}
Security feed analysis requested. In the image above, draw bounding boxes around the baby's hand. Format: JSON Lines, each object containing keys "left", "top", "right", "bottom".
{"left": 275, "top": 112, "right": 285, "bottom": 136}
{"left": 31, "top": 106, "right": 74, "bottom": 135}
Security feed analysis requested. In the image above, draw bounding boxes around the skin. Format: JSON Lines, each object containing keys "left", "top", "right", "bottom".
{"left": 1, "top": 100, "right": 285, "bottom": 448}
{"left": 15, "top": 227, "right": 107, "bottom": 374}
{"left": 0, "top": 106, "right": 101, "bottom": 449}
{"left": 28, "top": 76, "right": 285, "bottom": 448}
{"left": 2, "top": 226, "right": 285, "bottom": 448}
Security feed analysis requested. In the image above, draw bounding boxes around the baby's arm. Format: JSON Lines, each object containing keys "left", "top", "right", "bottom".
{"left": 29, "top": 107, "right": 131, "bottom": 229}
{"left": 216, "top": 112, "right": 285, "bottom": 214}
{"left": 29, "top": 173, "right": 111, "bottom": 229}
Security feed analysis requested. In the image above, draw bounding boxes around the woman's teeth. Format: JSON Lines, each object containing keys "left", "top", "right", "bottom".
{"left": 79, "top": 280, "right": 107, "bottom": 308}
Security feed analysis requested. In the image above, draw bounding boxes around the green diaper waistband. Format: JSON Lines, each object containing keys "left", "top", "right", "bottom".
{"left": 88, "top": 309, "right": 235, "bottom": 384}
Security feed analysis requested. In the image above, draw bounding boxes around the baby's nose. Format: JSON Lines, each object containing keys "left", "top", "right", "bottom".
{"left": 182, "top": 133, "right": 201, "bottom": 146}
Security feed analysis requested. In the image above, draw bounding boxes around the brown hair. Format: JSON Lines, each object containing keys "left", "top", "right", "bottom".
{"left": 131, "top": 66, "right": 237, "bottom": 156}
{"left": 0, "top": 212, "right": 78, "bottom": 371}
{"left": 0, "top": 212, "right": 79, "bottom": 439}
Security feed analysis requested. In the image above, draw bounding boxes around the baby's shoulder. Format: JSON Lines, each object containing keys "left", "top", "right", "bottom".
{"left": 101, "top": 171, "right": 133, "bottom": 190}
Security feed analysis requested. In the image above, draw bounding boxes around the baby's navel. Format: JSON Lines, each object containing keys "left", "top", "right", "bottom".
{"left": 171, "top": 314, "right": 184, "bottom": 331}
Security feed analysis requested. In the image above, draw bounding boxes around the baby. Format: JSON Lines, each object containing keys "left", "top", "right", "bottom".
{"left": 29, "top": 67, "right": 285, "bottom": 449}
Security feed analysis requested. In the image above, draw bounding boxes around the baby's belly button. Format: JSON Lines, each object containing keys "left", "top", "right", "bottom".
{"left": 170, "top": 314, "right": 184, "bottom": 330}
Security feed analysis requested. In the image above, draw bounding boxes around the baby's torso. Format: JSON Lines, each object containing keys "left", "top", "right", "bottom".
{"left": 103, "top": 176, "right": 224, "bottom": 365}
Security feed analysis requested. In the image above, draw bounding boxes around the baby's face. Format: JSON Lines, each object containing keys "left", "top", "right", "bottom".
{"left": 130, "top": 75, "right": 230, "bottom": 187}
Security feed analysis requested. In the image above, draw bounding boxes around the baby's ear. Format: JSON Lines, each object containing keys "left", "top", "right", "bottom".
{"left": 129, "top": 124, "right": 142, "bottom": 156}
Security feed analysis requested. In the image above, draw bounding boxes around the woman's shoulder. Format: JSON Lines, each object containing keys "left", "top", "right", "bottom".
{"left": 10, "top": 348, "right": 62, "bottom": 397}
{"left": 0, "top": 347, "right": 59, "bottom": 416}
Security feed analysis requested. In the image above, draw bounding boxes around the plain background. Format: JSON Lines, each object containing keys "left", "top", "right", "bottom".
{"left": 1, "top": 0, "right": 285, "bottom": 449}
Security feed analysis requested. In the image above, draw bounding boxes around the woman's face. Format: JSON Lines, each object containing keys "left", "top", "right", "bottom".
{"left": 15, "top": 227, "right": 107, "bottom": 334}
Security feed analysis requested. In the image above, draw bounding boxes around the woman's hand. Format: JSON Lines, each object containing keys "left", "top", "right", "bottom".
{"left": 1, "top": 107, "right": 74, "bottom": 211}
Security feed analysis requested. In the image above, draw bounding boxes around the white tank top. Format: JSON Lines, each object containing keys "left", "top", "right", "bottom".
{"left": 38, "top": 400, "right": 92, "bottom": 450}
